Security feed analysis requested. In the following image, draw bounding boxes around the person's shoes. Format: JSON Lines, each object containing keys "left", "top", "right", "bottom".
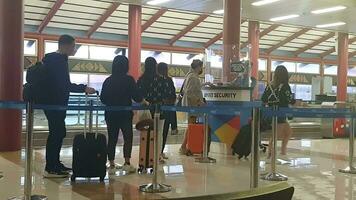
{"left": 179, "top": 148, "right": 187, "bottom": 155}
{"left": 122, "top": 163, "right": 136, "bottom": 173}
{"left": 44, "top": 170, "right": 69, "bottom": 178}
{"left": 107, "top": 163, "right": 123, "bottom": 175}
{"left": 171, "top": 130, "right": 178, "bottom": 135}
{"left": 161, "top": 153, "right": 168, "bottom": 160}
{"left": 58, "top": 162, "right": 72, "bottom": 172}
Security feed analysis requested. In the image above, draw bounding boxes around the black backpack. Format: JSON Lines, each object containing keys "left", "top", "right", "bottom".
{"left": 23, "top": 61, "right": 49, "bottom": 103}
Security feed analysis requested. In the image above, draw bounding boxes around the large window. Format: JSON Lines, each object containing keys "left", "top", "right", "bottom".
{"left": 171, "top": 53, "right": 203, "bottom": 66}
{"left": 272, "top": 61, "right": 296, "bottom": 73}
{"left": 296, "top": 63, "right": 319, "bottom": 74}
{"left": 88, "top": 74, "right": 109, "bottom": 93}
{"left": 24, "top": 39, "right": 37, "bottom": 56}
{"left": 295, "top": 84, "right": 312, "bottom": 101}
{"left": 45, "top": 41, "right": 58, "bottom": 54}
{"left": 142, "top": 50, "right": 171, "bottom": 64}
{"left": 73, "top": 45, "right": 89, "bottom": 59}
{"left": 89, "top": 46, "right": 117, "bottom": 61}
{"left": 348, "top": 67, "right": 356, "bottom": 77}
{"left": 210, "top": 54, "right": 223, "bottom": 68}
{"left": 324, "top": 65, "right": 337, "bottom": 75}
{"left": 258, "top": 59, "right": 267, "bottom": 71}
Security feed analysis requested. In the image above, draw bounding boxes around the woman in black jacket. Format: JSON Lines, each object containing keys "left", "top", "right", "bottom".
{"left": 262, "top": 65, "right": 295, "bottom": 157}
{"left": 137, "top": 57, "right": 175, "bottom": 162}
{"left": 101, "top": 55, "right": 147, "bottom": 174}
{"left": 157, "top": 62, "right": 177, "bottom": 159}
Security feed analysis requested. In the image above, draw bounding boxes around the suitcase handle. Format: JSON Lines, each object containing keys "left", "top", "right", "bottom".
{"left": 84, "top": 91, "right": 100, "bottom": 139}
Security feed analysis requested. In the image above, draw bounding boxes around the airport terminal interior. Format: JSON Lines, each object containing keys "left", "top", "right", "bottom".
{"left": 1, "top": 0, "right": 356, "bottom": 199}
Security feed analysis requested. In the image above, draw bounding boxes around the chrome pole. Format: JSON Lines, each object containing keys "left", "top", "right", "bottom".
{"left": 262, "top": 105, "right": 288, "bottom": 181}
{"left": 250, "top": 108, "right": 260, "bottom": 188}
{"left": 9, "top": 102, "right": 47, "bottom": 200}
{"left": 339, "top": 105, "right": 356, "bottom": 174}
{"left": 77, "top": 96, "right": 81, "bottom": 125}
{"left": 139, "top": 106, "right": 171, "bottom": 193}
{"left": 196, "top": 113, "right": 216, "bottom": 163}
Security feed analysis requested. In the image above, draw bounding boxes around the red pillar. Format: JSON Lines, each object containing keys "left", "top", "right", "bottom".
{"left": 38, "top": 36, "right": 45, "bottom": 61}
{"left": 0, "top": 0, "right": 23, "bottom": 151}
{"left": 248, "top": 21, "right": 260, "bottom": 99}
{"left": 337, "top": 32, "right": 348, "bottom": 101}
{"left": 128, "top": 5, "right": 141, "bottom": 80}
{"left": 223, "top": 0, "right": 241, "bottom": 82}
{"left": 267, "top": 57, "right": 272, "bottom": 83}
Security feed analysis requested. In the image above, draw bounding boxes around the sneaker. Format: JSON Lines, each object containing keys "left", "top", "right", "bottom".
{"left": 58, "top": 162, "right": 72, "bottom": 172}
{"left": 122, "top": 164, "right": 136, "bottom": 173}
{"left": 107, "top": 163, "right": 123, "bottom": 175}
{"left": 161, "top": 153, "right": 168, "bottom": 160}
{"left": 171, "top": 130, "right": 178, "bottom": 135}
{"left": 44, "top": 170, "right": 69, "bottom": 178}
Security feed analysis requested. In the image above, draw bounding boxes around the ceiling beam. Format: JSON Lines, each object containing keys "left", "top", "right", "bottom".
{"left": 240, "top": 24, "right": 280, "bottom": 49}
{"left": 349, "top": 50, "right": 356, "bottom": 58}
{"left": 265, "top": 28, "right": 310, "bottom": 54}
{"left": 141, "top": 8, "right": 167, "bottom": 32}
{"left": 320, "top": 36, "right": 356, "bottom": 58}
{"left": 37, "top": 0, "right": 65, "bottom": 33}
{"left": 86, "top": 2, "right": 120, "bottom": 38}
{"left": 320, "top": 47, "right": 335, "bottom": 58}
{"left": 169, "top": 14, "right": 209, "bottom": 45}
{"left": 294, "top": 32, "right": 335, "bottom": 56}
{"left": 203, "top": 19, "right": 247, "bottom": 49}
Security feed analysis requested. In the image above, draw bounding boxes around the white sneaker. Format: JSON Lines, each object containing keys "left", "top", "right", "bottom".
{"left": 122, "top": 164, "right": 136, "bottom": 173}
{"left": 107, "top": 164, "right": 123, "bottom": 175}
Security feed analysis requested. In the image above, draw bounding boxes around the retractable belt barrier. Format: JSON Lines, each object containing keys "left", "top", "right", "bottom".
{"left": 0, "top": 100, "right": 355, "bottom": 194}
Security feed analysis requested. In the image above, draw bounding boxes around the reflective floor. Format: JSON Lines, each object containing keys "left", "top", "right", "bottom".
{"left": 0, "top": 139, "right": 356, "bottom": 200}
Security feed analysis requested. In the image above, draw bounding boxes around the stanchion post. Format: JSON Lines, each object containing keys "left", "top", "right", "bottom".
{"left": 195, "top": 113, "right": 216, "bottom": 163}
{"left": 139, "top": 105, "right": 171, "bottom": 193}
{"left": 262, "top": 105, "right": 288, "bottom": 181}
{"left": 77, "top": 96, "right": 81, "bottom": 125}
{"left": 250, "top": 107, "right": 260, "bottom": 188}
{"left": 9, "top": 102, "right": 47, "bottom": 200}
{"left": 339, "top": 104, "right": 356, "bottom": 174}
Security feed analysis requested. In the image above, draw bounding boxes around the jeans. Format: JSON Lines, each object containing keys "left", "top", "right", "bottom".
{"left": 106, "top": 117, "right": 133, "bottom": 161}
{"left": 44, "top": 110, "right": 67, "bottom": 171}
{"left": 162, "top": 111, "right": 177, "bottom": 153}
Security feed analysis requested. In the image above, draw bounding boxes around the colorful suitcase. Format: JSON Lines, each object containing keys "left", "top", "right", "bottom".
{"left": 71, "top": 93, "right": 107, "bottom": 182}
{"left": 136, "top": 119, "right": 154, "bottom": 173}
{"left": 187, "top": 124, "right": 205, "bottom": 154}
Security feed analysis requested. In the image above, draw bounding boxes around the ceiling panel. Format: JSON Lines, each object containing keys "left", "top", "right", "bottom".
{"left": 145, "top": 27, "right": 179, "bottom": 35}
{"left": 191, "top": 27, "right": 221, "bottom": 34}
{"left": 101, "top": 22, "right": 128, "bottom": 30}
{"left": 179, "top": 37, "right": 208, "bottom": 43}
{"left": 47, "top": 22, "right": 90, "bottom": 30}
{"left": 24, "top": 12, "right": 45, "bottom": 21}
{"left": 61, "top": 3, "right": 105, "bottom": 14}
{"left": 51, "top": 16, "right": 95, "bottom": 26}
{"left": 25, "top": 6, "right": 50, "bottom": 14}
{"left": 55, "top": 10, "right": 100, "bottom": 20}
{"left": 96, "top": 27, "right": 128, "bottom": 35}
{"left": 157, "top": 17, "right": 192, "bottom": 25}
{"left": 142, "top": 32, "right": 173, "bottom": 39}
{"left": 65, "top": 0, "right": 111, "bottom": 8}
{"left": 305, "top": 49, "right": 325, "bottom": 54}
{"left": 151, "top": 22, "right": 186, "bottom": 30}
{"left": 185, "top": 32, "right": 217, "bottom": 39}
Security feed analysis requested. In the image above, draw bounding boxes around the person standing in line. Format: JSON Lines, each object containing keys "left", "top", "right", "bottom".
{"left": 179, "top": 59, "right": 206, "bottom": 155}
{"left": 101, "top": 55, "right": 148, "bottom": 174}
{"left": 157, "top": 62, "right": 177, "bottom": 160}
{"left": 137, "top": 57, "right": 173, "bottom": 162}
{"left": 261, "top": 65, "right": 295, "bottom": 158}
{"left": 43, "top": 35, "right": 96, "bottom": 178}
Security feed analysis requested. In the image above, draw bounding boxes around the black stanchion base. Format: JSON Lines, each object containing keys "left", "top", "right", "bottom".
{"left": 261, "top": 172, "right": 288, "bottom": 181}
{"left": 139, "top": 183, "right": 171, "bottom": 193}
{"left": 195, "top": 157, "right": 217, "bottom": 163}
{"left": 339, "top": 167, "right": 356, "bottom": 174}
{"left": 8, "top": 195, "right": 48, "bottom": 200}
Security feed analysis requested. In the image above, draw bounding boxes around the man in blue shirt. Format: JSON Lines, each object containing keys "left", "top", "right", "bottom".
{"left": 42, "top": 35, "right": 95, "bottom": 178}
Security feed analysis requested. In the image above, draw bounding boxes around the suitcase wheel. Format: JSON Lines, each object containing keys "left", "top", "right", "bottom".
{"left": 70, "top": 175, "right": 76, "bottom": 182}
{"left": 100, "top": 176, "right": 105, "bottom": 182}
{"left": 150, "top": 169, "right": 153, "bottom": 174}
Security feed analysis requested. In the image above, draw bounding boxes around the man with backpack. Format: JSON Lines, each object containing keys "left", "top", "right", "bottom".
{"left": 42, "top": 35, "right": 95, "bottom": 178}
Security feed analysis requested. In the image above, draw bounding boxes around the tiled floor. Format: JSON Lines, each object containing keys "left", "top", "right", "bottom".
{"left": 0, "top": 139, "right": 356, "bottom": 200}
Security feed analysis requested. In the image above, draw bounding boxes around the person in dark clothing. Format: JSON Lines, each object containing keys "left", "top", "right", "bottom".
{"left": 261, "top": 65, "right": 295, "bottom": 157}
{"left": 157, "top": 62, "right": 177, "bottom": 159}
{"left": 43, "top": 35, "right": 96, "bottom": 178}
{"left": 137, "top": 57, "right": 175, "bottom": 163}
{"left": 101, "top": 55, "right": 147, "bottom": 174}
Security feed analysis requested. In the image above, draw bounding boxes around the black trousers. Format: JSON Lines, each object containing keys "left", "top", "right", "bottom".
{"left": 106, "top": 117, "right": 133, "bottom": 161}
{"left": 44, "top": 110, "right": 67, "bottom": 171}
{"left": 162, "top": 111, "right": 177, "bottom": 153}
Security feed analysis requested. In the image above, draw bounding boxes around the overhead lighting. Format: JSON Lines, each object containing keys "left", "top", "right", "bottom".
{"left": 252, "top": 0, "right": 281, "bottom": 6}
{"left": 147, "top": 0, "right": 171, "bottom": 5}
{"left": 213, "top": 9, "right": 224, "bottom": 14}
{"left": 311, "top": 6, "right": 346, "bottom": 14}
{"left": 270, "top": 14, "right": 299, "bottom": 22}
{"left": 316, "top": 22, "right": 346, "bottom": 28}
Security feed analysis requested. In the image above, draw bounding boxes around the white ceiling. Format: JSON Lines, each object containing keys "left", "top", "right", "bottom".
{"left": 24, "top": 0, "right": 356, "bottom": 59}
{"left": 117, "top": 0, "right": 356, "bottom": 34}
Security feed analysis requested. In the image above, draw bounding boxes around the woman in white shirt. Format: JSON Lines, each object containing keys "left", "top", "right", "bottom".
{"left": 179, "top": 59, "right": 205, "bottom": 155}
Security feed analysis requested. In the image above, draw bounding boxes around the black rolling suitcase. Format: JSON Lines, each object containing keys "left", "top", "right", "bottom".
{"left": 231, "top": 124, "right": 252, "bottom": 159}
{"left": 71, "top": 93, "right": 107, "bottom": 182}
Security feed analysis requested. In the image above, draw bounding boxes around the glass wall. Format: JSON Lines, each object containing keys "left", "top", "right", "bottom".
{"left": 24, "top": 39, "right": 37, "bottom": 56}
